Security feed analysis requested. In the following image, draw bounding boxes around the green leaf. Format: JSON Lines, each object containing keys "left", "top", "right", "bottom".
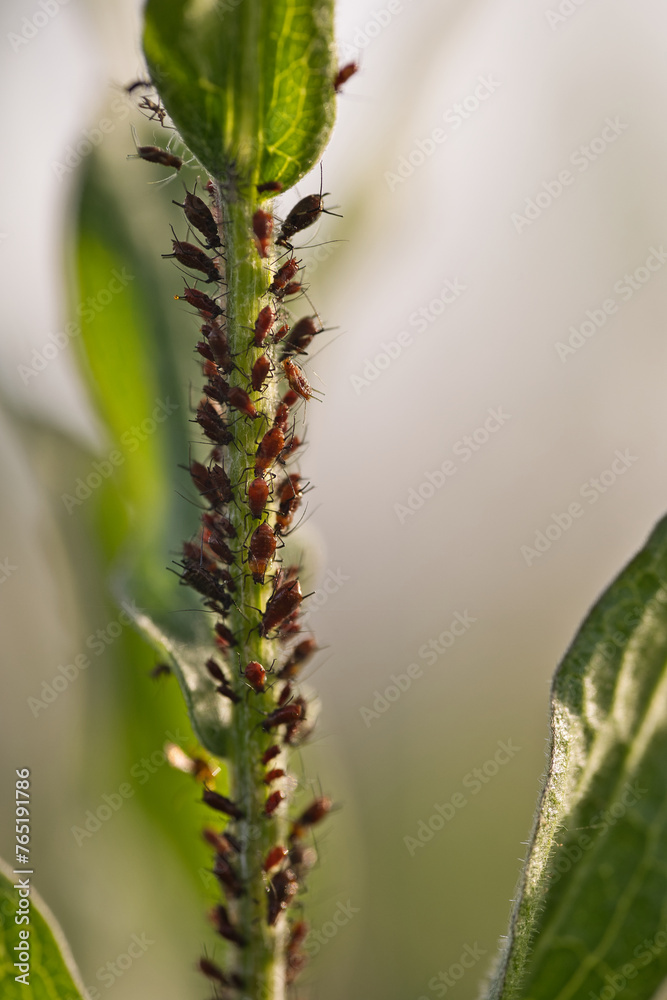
{"left": 487, "top": 514, "right": 667, "bottom": 1000}
{"left": 0, "top": 857, "right": 87, "bottom": 1000}
{"left": 143, "top": 0, "right": 337, "bottom": 192}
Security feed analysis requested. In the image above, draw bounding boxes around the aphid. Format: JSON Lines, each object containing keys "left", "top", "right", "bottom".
{"left": 276, "top": 168, "right": 341, "bottom": 248}
{"left": 264, "top": 789, "right": 285, "bottom": 816}
{"left": 251, "top": 354, "right": 271, "bottom": 392}
{"left": 247, "top": 476, "right": 270, "bottom": 519}
{"left": 272, "top": 403, "right": 290, "bottom": 434}
{"left": 286, "top": 920, "right": 309, "bottom": 983}
{"left": 254, "top": 426, "right": 285, "bottom": 475}
{"left": 257, "top": 180, "right": 283, "bottom": 194}
{"left": 202, "top": 827, "right": 237, "bottom": 856}
{"left": 178, "top": 558, "right": 232, "bottom": 611}
{"left": 205, "top": 324, "right": 234, "bottom": 372}
{"left": 289, "top": 843, "right": 317, "bottom": 875}
{"left": 165, "top": 743, "right": 214, "bottom": 783}
{"left": 202, "top": 527, "right": 234, "bottom": 565}
{"left": 198, "top": 956, "right": 231, "bottom": 987}
{"left": 215, "top": 622, "right": 237, "bottom": 649}
{"left": 281, "top": 316, "right": 320, "bottom": 357}
{"left": 290, "top": 796, "right": 332, "bottom": 839}
{"left": 202, "top": 788, "right": 245, "bottom": 820}
{"left": 277, "top": 682, "right": 293, "bottom": 707}
{"left": 264, "top": 768, "right": 285, "bottom": 785}
{"left": 260, "top": 579, "right": 303, "bottom": 637}
{"left": 278, "top": 638, "right": 318, "bottom": 679}
{"left": 213, "top": 853, "right": 244, "bottom": 897}
{"left": 195, "top": 339, "right": 214, "bottom": 362}
{"left": 244, "top": 660, "right": 267, "bottom": 693}
{"left": 173, "top": 186, "right": 221, "bottom": 248}
{"left": 209, "top": 904, "right": 246, "bottom": 947}
{"left": 175, "top": 286, "right": 222, "bottom": 318}
{"left": 275, "top": 474, "right": 304, "bottom": 534}
{"left": 196, "top": 399, "right": 232, "bottom": 446}
{"left": 334, "top": 61, "right": 359, "bottom": 92}
{"left": 267, "top": 868, "right": 299, "bottom": 925}
{"left": 272, "top": 323, "right": 290, "bottom": 343}
{"left": 137, "top": 95, "right": 168, "bottom": 126}
{"left": 162, "top": 235, "right": 220, "bottom": 283}
{"left": 252, "top": 209, "right": 273, "bottom": 258}
{"left": 261, "top": 702, "right": 303, "bottom": 732}
{"left": 205, "top": 657, "right": 240, "bottom": 702}
{"left": 149, "top": 662, "right": 171, "bottom": 680}
{"left": 253, "top": 304, "right": 275, "bottom": 347}
{"left": 248, "top": 523, "right": 277, "bottom": 584}
{"left": 262, "top": 744, "right": 281, "bottom": 765}
{"left": 268, "top": 257, "right": 299, "bottom": 295}
{"left": 129, "top": 133, "right": 182, "bottom": 171}
{"left": 189, "top": 460, "right": 233, "bottom": 506}
{"left": 202, "top": 510, "right": 236, "bottom": 539}
{"left": 227, "top": 385, "right": 259, "bottom": 420}
{"left": 282, "top": 357, "right": 315, "bottom": 401}
{"left": 282, "top": 389, "right": 300, "bottom": 408}
{"left": 263, "top": 845, "right": 288, "bottom": 872}
{"left": 284, "top": 695, "right": 309, "bottom": 746}
{"left": 280, "top": 433, "right": 302, "bottom": 463}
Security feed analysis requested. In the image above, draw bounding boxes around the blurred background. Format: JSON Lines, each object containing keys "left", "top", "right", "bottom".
{"left": 3, "top": 0, "right": 667, "bottom": 998}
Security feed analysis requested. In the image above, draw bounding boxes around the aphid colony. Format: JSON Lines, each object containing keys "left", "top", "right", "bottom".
{"left": 128, "top": 76, "right": 346, "bottom": 995}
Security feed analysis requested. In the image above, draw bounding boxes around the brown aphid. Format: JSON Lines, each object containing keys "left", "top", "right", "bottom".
{"left": 281, "top": 316, "right": 320, "bottom": 357}
{"left": 210, "top": 904, "right": 246, "bottom": 947}
{"left": 260, "top": 579, "right": 303, "bottom": 637}
{"left": 202, "top": 510, "right": 236, "bottom": 539}
{"left": 273, "top": 403, "right": 290, "bottom": 434}
{"left": 205, "top": 657, "right": 240, "bottom": 702}
{"left": 166, "top": 743, "right": 214, "bottom": 783}
{"left": 248, "top": 476, "right": 270, "bottom": 519}
{"left": 248, "top": 523, "right": 277, "bottom": 583}
{"left": 253, "top": 208, "right": 273, "bottom": 258}
{"left": 198, "top": 956, "right": 231, "bottom": 987}
{"left": 263, "top": 845, "right": 288, "bottom": 872}
{"left": 190, "top": 460, "right": 233, "bottom": 506}
{"left": 284, "top": 696, "right": 309, "bottom": 746}
{"left": 289, "top": 843, "right": 317, "bottom": 876}
{"left": 137, "top": 95, "right": 167, "bottom": 126}
{"left": 227, "top": 385, "right": 259, "bottom": 419}
{"left": 149, "top": 662, "right": 171, "bottom": 680}
{"left": 276, "top": 173, "right": 341, "bottom": 247}
{"left": 202, "top": 788, "right": 245, "bottom": 820}
{"left": 280, "top": 433, "right": 302, "bottom": 463}
{"left": 277, "top": 682, "right": 293, "bottom": 707}
{"left": 282, "top": 389, "right": 300, "bottom": 408}
{"left": 282, "top": 357, "right": 315, "bottom": 401}
{"left": 262, "top": 744, "right": 281, "bottom": 765}
{"left": 202, "top": 827, "right": 237, "bottom": 856}
{"left": 254, "top": 304, "right": 275, "bottom": 347}
{"left": 273, "top": 322, "right": 290, "bottom": 343}
{"left": 265, "top": 789, "right": 285, "bottom": 816}
{"left": 202, "top": 526, "right": 234, "bottom": 564}
{"left": 208, "top": 327, "right": 234, "bottom": 372}
{"left": 178, "top": 560, "right": 232, "bottom": 611}
{"left": 173, "top": 187, "right": 221, "bottom": 248}
{"left": 244, "top": 660, "right": 267, "bottom": 693}
{"left": 257, "top": 180, "right": 283, "bottom": 194}
{"left": 286, "top": 920, "right": 309, "bottom": 983}
{"left": 251, "top": 354, "right": 271, "bottom": 392}
{"left": 290, "top": 796, "right": 332, "bottom": 839}
{"left": 275, "top": 474, "right": 304, "bottom": 534}
{"left": 130, "top": 143, "right": 182, "bottom": 170}
{"left": 264, "top": 768, "right": 285, "bottom": 785}
{"left": 278, "top": 638, "right": 318, "bottom": 679}
{"left": 213, "top": 853, "right": 244, "bottom": 897}
{"left": 195, "top": 339, "right": 214, "bottom": 362}
{"left": 215, "top": 622, "right": 237, "bottom": 649}
{"left": 175, "top": 286, "right": 222, "bottom": 318}
{"left": 267, "top": 868, "right": 299, "bottom": 925}
{"left": 163, "top": 238, "right": 220, "bottom": 283}
{"left": 334, "top": 61, "right": 359, "bottom": 92}
{"left": 196, "top": 399, "right": 232, "bottom": 445}
{"left": 261, "top": 702, "right": 303, "bottom": 732}
{"left": 254, "top": 426, "right": 285, "bottom": 475}
{"left": 268, "top": 257, "right": 299, "bottom": 295}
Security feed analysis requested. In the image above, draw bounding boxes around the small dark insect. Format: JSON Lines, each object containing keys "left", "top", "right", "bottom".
{"left": 202, "top": 788, "right": 245, "bottom": 820}
{"left": 282, "top": 357, "right": 315, "bottom": 401}
{"left": 209, "top": 904, "right": 246, "bottom": 947}
{"left": 290, "top": 796, "right": 332, "bottom": 840}
{"left": 213, "top": 853, "right": 244, "bottom": 897}
{"left": 272, "top": 323, "right": 290, "bottom": 343}
{"left": 215, "top": 622, "right": 237, "bottom": 649}
{"left": 257, "top": 180, "right": 283, "bottom": 194}
{"left": 261, "top": 702, "right": 303, "bottom": 732}
{"left": 286, "top": 920, "right": 309, "bottom": 983}
{"left": 202, "top": 525, "right": 234, "bottom": 565}
{"left": 334, "top": 61, "right": 359, "bottom": 92}
{"left": 284, "top": 695, "right": 309, "bottom": 746}
{"left": 206, "top": 657, "right": 240, "bottom": 702}
{"left": 149, "top": 662, "right": 171, "bottom": 680}
{"left": 251, "top": 354, "right": 271, "bottom": 392}
{"left": 202, "top": 510, "right": 236, "bottom": 539}
{"left": 278, "top": 638, "right": 318, "bottom": 679}
{"left": 202, "top": 827, "right": 237, "bottom": 856}
{"left": 244, "top": 660, "right": 267, "bottom": 693}
{"left": 162, "top": 234, "right": 220, "bottom": 283}
{"left": 289, "top": 843, "right": 317, "bottom": 875}
{"left": 247, "top": 476, "right": 270, "bottom": 519}
{"left": 202, "top": 364, "right": 230, "bottom": 407}
{"left": 262, "top": 744, "right": 281, "bottom": 765}
{"left": 190, "top": 460, "right": 233, "bottom": 506}
{"left": 173, "top": 186, "right": 221, "bottom": 248}
{"left": 227, "top": 385, "right": 259, "bottom": 420}
{"left": 254, "top": 304, "right": 275, "bottom": 347}
{"left": 175, "top": 286, "right": 222, "bottom": 318}
{"left": 129, "top": 135, "right": 182, "bottom": 171}
{"left": 207, "top": 326, "right": 234, "bottom": 373}
{"left": 264, "top": 789, "right": 285, "bottom": 816}
{"left": 178, "top": 558, "right": 232, "bottom": 611}
{"left": 272, "top": 402, "right": 290, "bottom": 433}
{"left": 268, "top": 258, "right": 299, "bottom": 295}
{"left": 248, "top": 523, "right": 277, "bottom": 584}
{"left": 252, "top": 209, "right": 273, "bottom": 259}
{"left": 267, "top": 868, "right": 298, "bottom": 925}
{"left": 254, "top": 426, "right": 285, "bottom": 476}
{"left": 263, "top": 845, "right": 288, "bottom": 871}
{"left": 278, "top": 682, "right": 293, "bottom": 707}
{"left": 260, "top": 579, "right": 303, "bottom": 637}
{"left": 264, "top": 768, "right": 285, "bottom": 785}
{"left": 276, "top": 168, "right": 341, "bottom": 249}
{"left": 281, "top": 316, "right": 320, "bottom": 357}
{"left": 279, "top": 433, "right": 302, "bottom": 463}
{"left": 275, "top": 474, "right": 304, "bottom": 534}
{"left": 195, "top": 339, "right": 214, "bottom": 362}
{"left": 196, "top": 399, "right": 232, "bottom": 446}
{"left": 198, "top": 956, "right": 231, "bottom": 986}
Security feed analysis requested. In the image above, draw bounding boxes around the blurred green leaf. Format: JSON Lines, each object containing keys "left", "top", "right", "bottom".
{"left": 143, "top": 0, "right": 337, "bottom": 192}
{"left": 0, "top": 858, "right": 87, "bottom": 1000}
{"left": 488, "top": 514, "right": 667, "bottom": 1000}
